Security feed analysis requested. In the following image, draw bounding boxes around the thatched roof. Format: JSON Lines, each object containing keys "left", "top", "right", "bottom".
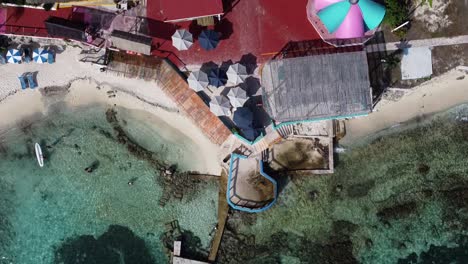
{"left": 261, "top": 51, "right": 372, "bottom": 123}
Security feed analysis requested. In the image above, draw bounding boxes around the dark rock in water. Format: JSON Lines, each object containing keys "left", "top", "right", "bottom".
{"left": 54, "top": 225, "right": 155, "bottom": 264}
{"left": 335, "top": 184, "right": 343, "bottom": 193}
{"left": 347, "top": 180, "right": 375, "bottom": 198}
{"left": 422, "top": 189, "right": 433, "bottom": 198}
{"left": 220, "top": 231, "right": 358, "bottom": 264}
{"left": 332, "top": 220, "right": 358, "bottom": 236}
{"left": 417, "top": 163, "right": 430, "bottom": 175}
{"left": 377, "top": 202, "right": 418, "bottom": 222}
{"left": 309, "top": 190, "right": 319, "bottom": 201}
{"left": 441, "top": 186, "right": 468, "bottom": 209}
{"left": 398, "top": 235, "right": 468, "bottom": 264}
{"left": 365, "top": 238, "right": 373, "bottom": 248}
{"left": 226, "top": 211, "right": 257, "bottom": 232}
{"left": 179, "top": 230, "right": 209, "bottom": 262}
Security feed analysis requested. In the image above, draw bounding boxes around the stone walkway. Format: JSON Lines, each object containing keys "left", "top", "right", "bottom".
{"left": 366, "top": 35, "right": 468, "bottom": 52}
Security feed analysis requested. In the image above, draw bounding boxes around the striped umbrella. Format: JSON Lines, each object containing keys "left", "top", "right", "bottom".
{"left": 33, "top": 48, "right": 48, "bottom": 64}
{"left": 6, "top": 49, "right": 22, "bottom": 64}
{"left": 314, "top": 0, "right": 386, "bottom": 39}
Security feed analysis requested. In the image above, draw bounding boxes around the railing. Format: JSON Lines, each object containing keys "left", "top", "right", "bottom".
{"left": 233, "top": 132, "right": 264, "bottom": 146}
{"left": 227, "top": 153, "right": 278, "bottom": 213}
{"left": 273, "top": 112, "right": 370, "bottom": 130}
{"left": 1, "top": 25, "right": 49, "bottom": 37}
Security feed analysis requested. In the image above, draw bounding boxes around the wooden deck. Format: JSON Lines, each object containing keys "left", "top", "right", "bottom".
{"left": 108, "top": 52, "right": 232, "bottom": 145}
{"left": 208, "top": 170, "right": 229, "bottom": 262}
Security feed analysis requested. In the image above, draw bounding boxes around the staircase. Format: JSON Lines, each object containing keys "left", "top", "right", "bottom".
{"left": 252, "top": 138, "right": 269, "bottom": 154}
{"left": 276, "top": 124, "right": 294, "bottom": 138}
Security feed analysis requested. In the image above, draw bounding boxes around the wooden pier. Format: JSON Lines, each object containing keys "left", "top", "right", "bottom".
{"left": 208, "top": 170, "right": 229, "bottom": 262}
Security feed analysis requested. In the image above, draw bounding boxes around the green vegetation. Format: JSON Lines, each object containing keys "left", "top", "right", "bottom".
{"left": 383, "top": 0, "right": 410, "bottom": 29}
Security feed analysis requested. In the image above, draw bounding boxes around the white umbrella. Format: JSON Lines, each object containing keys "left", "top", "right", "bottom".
{"left": 172, "top": 29, "right": 193, "bottom": 51}
{"left": 33, "top": 48, "right": 48, "bottom": 64}
{"left": 7, "top": 49, "right": 22, "bottom": 64}
{"left": 226, "top": 63, "right": 248, "bottom": 85}
{"left": 210, "top": 96, "right": 231, "bottom": 116}
{"left": 227, "top": 87, "right": 248, "bottom": 108}
{"left": 187, "top": 70, "right": 209, "bottom": 92}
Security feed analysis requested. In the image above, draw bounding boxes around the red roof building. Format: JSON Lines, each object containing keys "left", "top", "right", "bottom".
{"left": 154, "top": 0, "right": 224, "bottom": 22}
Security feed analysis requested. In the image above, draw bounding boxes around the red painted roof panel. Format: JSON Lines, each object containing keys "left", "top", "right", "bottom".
{"left": 155, "top": 0, "right": 224, "bottom": 21}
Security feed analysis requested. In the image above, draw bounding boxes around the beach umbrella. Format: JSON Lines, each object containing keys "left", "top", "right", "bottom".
{"left": 6, "top": 49, "right": 22, "bottom": 64}
{"left": 187, "top": 70, "right": 209, "bottom": 92}
{"left": 227, "top": 87, "right": 248, "bottom": 108}
{"left": 226, "top": 63, "right": 248, "bottom": 85}
{"left": 33, "top": 48, "right": 48, "bottom": 64}
{"left": 199, "top": 30, "right": 220, "bottom": 51}
{"left": 172, "top": 29, "right": 193, "bottom": 51}
{"left": 210, "top": 96, "right": 231, "bottom": 116}
{"left": 312, "top": 0, "right": 386, "bottom": 39}
{"left": 233, "top": 107, "right": 253, "bottom": 130}
{"left": 208, "top": 68, "right": 227, "bottom": 87}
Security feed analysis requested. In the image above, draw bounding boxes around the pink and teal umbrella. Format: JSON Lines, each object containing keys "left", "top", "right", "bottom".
{"left": 315, "top": 0, "right": 386, "bottom": 39}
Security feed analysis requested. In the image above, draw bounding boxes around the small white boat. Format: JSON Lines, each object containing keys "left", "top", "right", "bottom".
{"left": 35, "top": 143, "right": 44, "bottom": 167}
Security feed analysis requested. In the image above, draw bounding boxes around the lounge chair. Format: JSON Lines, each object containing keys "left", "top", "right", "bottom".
{"left": 47, "top": 51, "right": 55, "bottom": 64}
{"left": 26, "top": 73, "right": 37, "bottom": 89}
{"left": 18, "top": 75, "right": 28, "bottom": 90}
{"left": 23, "top": 48, "right": 31, "bottom": 63}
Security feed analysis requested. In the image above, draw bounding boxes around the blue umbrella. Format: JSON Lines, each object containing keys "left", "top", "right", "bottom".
{"left": 33, "top": 48, "right": 48, "bottom": 64}
{"left": 208, "top": 68, "right": 227, "bottom": 87}
{"left": 6, "top": 49, "right": 22, "bottom": 64}
{"left": 233, "top": 107, "right": 253, "bottom": 130}
{"left": 199, "top": 30, "right": 220, "bottom": 51}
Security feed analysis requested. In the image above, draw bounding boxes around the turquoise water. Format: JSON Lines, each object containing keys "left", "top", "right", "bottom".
{"left": 0, "top": 105, "right": 218, "bottom": 264}
{"left": 218, "top": 104, "right": 468, "bottom": 264}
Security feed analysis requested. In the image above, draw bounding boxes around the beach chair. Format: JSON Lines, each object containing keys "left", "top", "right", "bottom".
{"left": 23, "top": 48, "right": 31, "bottom": 63}
{"left": 47, "top": 51, "right": 55, "bottom": 64}
{"left": 26, "top": 73, "right": 37, "bottom": 89}
{"left": 18, "top": 75, "right": 28, "bottom": 90}
{"left": 0, "top": 54, "right": 6, "bottom": 64}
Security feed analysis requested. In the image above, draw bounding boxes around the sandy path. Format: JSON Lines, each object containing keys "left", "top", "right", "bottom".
{"left": 342, "top": 69, "right": 468, "bottom": 145}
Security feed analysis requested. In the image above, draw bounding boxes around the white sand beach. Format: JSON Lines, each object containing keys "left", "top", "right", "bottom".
{"left": 342, "top": 69, "right": 468, "bottom": 144}
{"left": 0, "top": 45, "right": 221, "bottom": 175}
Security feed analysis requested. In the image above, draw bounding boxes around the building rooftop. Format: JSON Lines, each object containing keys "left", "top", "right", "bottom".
{"left": 261, "top": 51, "right": 372, "bottom": 123}
{"left": 154, "top": 0, "right": 223, "bottom": 22}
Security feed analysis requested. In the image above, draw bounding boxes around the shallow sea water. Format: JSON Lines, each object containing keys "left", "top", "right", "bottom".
{"left": 0, "top": 105, "right": 218, "bottom": 264}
